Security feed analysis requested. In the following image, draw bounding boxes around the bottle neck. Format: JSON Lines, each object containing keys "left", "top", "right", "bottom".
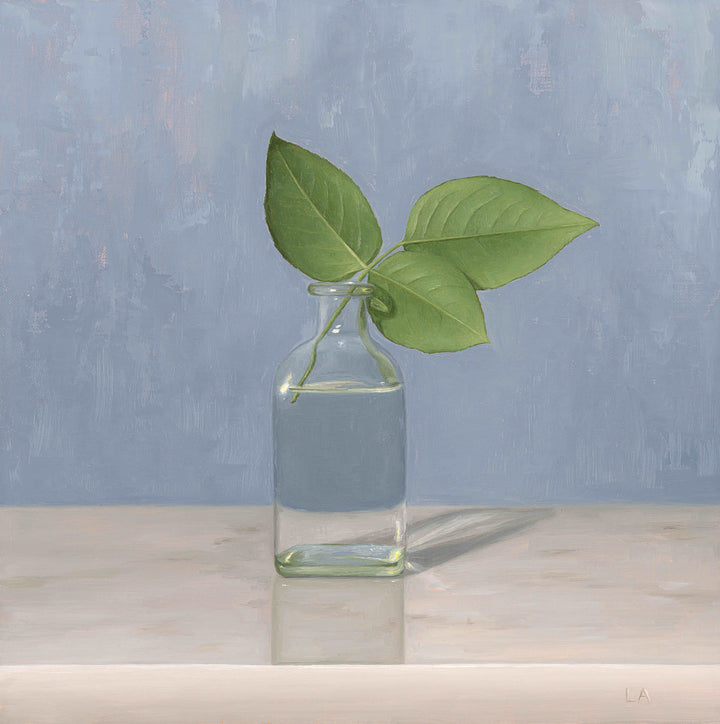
{"left": 314, "top": 294, "right": 367, "bottom": 338}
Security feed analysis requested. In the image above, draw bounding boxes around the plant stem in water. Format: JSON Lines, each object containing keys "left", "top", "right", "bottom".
{"left": 288, "top": 258, "right": 397, "bottom": 402}
{"left": 290, "top": 295, "right": 351, "bottom": 403}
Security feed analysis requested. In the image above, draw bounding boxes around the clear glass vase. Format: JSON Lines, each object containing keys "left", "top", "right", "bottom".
{"left": 273, "top": 282, "right": 406, "bottom": 577}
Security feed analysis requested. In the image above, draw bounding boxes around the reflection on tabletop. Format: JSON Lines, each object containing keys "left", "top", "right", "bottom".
{"left": 272, "top": 576, "right": 405, "bottom": 664}
{"left": 271, "top": 507, "right": 553, "bottom": 664}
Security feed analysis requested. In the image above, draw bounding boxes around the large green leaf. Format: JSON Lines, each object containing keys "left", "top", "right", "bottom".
{"left": 368, "top": 251, "right": 489, "bottom": 353}
{"left": 264, "top": 134, "right": 382, "bottom": 281}
{"left": 403, "top": 176, "right": 598, "bottom": 289}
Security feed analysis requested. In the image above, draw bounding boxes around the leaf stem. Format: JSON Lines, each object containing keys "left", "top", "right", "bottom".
{"left": 366, "top": 241, "right": 405, "bottom": 269}
{"left": 288, "top": 244, "right": 404, "bottom": 403}
{"left": 289, "top": 295, "right": 352, "bottom": 403}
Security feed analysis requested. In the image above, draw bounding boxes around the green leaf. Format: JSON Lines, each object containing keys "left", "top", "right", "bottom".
{"left": 368, "top": 252, "right": 489, "bottom": 353}
{"left": 403, "top": 176, "right": 598, "bottom": 289}
{"left": 264, "top": 133, "right": 382, "bottom": 281}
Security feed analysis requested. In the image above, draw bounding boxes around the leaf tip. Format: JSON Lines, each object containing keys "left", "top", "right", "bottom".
{"left": 268, "top": 131, "right": 286, "bottom": 150}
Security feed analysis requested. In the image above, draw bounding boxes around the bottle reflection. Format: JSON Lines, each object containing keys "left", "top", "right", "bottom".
{"left": 271, "top": 575, "right": 405, "bottom": 664}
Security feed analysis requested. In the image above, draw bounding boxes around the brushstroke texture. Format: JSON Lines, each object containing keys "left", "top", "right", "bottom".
{"left": 0, "top": 0, "right": 718, "bottom": 504}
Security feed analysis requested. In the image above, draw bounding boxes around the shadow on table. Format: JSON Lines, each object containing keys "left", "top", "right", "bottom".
{"left": 405, "top": 506, "right": 555, "bottom": 574}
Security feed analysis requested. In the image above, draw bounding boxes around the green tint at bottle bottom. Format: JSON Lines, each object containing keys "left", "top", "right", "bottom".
{"left": 275, "top": 543, "right": 405, "bottom": 577}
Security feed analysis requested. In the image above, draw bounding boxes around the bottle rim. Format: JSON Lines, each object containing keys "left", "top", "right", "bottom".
{"left": 307, "top": 282, "right": 374, "bottom": 297}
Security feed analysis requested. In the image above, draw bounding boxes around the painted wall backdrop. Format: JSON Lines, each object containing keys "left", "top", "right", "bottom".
{"left": 0, "top": 0, "right": 718, "bottom": 505}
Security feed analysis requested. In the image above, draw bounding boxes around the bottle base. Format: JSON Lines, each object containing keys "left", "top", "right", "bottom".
{"left": 275, "top": 544, "right": 405, "bottom": 577}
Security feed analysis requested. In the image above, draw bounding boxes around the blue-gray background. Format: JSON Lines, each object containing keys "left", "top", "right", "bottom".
{"left": 1, "top": 0, "right": 718, "bottom": 505}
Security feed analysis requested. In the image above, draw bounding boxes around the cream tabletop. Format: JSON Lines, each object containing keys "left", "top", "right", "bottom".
{"left": 1, "top": 505, "right": 718, "bottom": 722}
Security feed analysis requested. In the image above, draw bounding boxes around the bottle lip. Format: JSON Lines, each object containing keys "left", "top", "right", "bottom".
{"left": 307, "top": 282, "right": 374, "bottom": 297}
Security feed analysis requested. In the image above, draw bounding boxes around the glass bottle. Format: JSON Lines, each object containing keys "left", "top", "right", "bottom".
{"left": 273, "top": 282, "right": 406, "bottom": 577}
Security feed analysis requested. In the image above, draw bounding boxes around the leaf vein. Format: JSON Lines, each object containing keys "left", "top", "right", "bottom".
{"left": 371, "top": 267, "right": 483, "bottom": 338}
{"left": 456, "top": 190, "right": 506, "bottom": 233}
{"left": 404, "top": 220, "right": 594, "bottom": 245}
{"left": 276, "top": 147, "right": 366, "bottom": 269}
